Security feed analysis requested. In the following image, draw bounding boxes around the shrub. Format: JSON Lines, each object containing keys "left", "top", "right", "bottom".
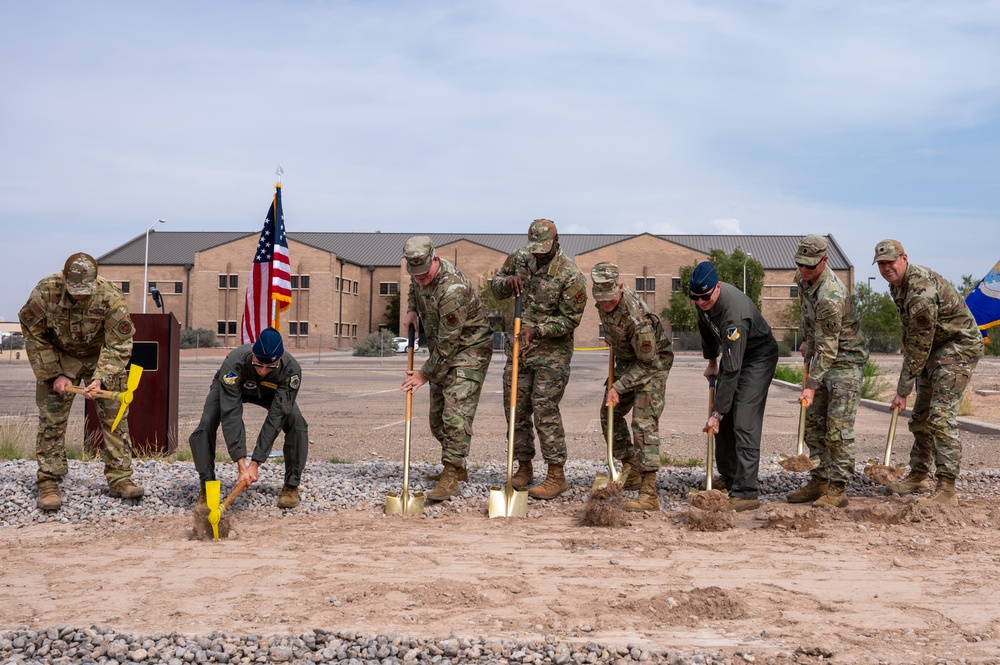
{"left": 180, "top": 328, "right": 221, "bottom": 349}
{"left": 773, "top": 364, "right": 804, "bottom": 384}
{"left": 353, "top": 329, "right": 397, "bottom": 357}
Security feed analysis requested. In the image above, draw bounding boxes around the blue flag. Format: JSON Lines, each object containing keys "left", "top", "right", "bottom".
{"left": 966, "top": 259, "right": 1000, "bottom": 343}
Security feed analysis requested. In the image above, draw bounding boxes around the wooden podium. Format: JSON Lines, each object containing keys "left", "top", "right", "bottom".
{"left": 85, "top": 313, "right": 180, "bottom": 456}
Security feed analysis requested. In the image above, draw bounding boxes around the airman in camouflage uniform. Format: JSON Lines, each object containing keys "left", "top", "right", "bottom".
{"left": 787, "top": 235, "right": 868, "bottom": 508}
{"left": 18, "top": 252, "right": 142, "bottom": 511}
{"left": 189, "top": 327, "right": 308, "bottom": 509}
{"left": 401, "top": 236, "right": 493, "bottom": 501}
{"left": 592, "top": 262, "right": 673, "bottom": 512}
{"left": 875, "top": 239, "right": 984, "bottom": 506}
{"left": 490, "top": 219, "right": 587, "bottom": 500}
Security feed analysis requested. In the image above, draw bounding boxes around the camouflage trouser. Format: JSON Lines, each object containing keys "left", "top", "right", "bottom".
{"left": 503, "top": 354, "right": 572, "bottom": 466}
{"left": 429, "top": 359, "right": 490, "bottom": 469}
{"left": 804, "top": 365, "right": 862, "bottom": 484}
{"left": 907, "top": 359, "right": 979, "bottom": 479}
{"left": 601, "top": 365, "right": 668, "bottom": 471}
{"left": 35, "top": 367, "right": 134, "bottom": 488}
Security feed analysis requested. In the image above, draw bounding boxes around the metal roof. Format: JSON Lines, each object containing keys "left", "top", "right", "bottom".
{"left": 97, "top": 231, "right": 852, "bottom": 271}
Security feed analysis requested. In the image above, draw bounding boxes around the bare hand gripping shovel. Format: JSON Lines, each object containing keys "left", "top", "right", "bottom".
{"left": 64, "top": 364, "right": 144, "bottom": 432}
{"left": 489, "top": 296, "right": 528, "bottom": 519}
{"left": 592, "top": 348, "right": 624, "bottom": 489}
{"left": 386, "top": 324, "right": 426, "bottom": 516}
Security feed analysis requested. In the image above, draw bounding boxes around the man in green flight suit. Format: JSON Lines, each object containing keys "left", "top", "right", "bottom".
{"left": 400, "top": 236, "right": 493, "bottom": 501}
{"left": 189, "top": 327, "right": 308, "bottom": 509}
{"left": 19, "top": 252, "right": 143, "bottom": 510}
{"left": 591, "top": 262, "right": 674, "bottom": 512}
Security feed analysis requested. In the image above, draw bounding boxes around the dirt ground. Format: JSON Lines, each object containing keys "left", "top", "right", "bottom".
{"left": 2, "top": 351, "right": 1000, "bottom": 663}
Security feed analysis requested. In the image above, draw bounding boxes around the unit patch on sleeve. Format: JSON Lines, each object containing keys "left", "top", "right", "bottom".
{"left": 446, "top": 313, "right": 458, "bottom": 326}
{"left": 726, "top": 327, "right": 740, "bottom": 341}
{"left": 641, "top": 340, "right": 652, "bottom": 353}
{"left": 289, "top": 375, "right": 301, "bottom": 389}
{"left": 222, "top": 371, "right": 239, "bottom": 386}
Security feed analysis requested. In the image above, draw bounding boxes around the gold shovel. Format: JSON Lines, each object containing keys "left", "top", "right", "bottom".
{"left": 201, "top": 479, "right": 248, "bottom": 540}
{"left": 592, "top": 347, "right": 624, "bottom": 489}
{"left": 705, "top": 375, "right": 717, "bottom": 491}
{"left": 489, "top": 295, "right": 528, "bottom": 519}
{"left": 64, "top": 364, "right": 144, "bottom": 431}
{"left": 386, "top": 324, "right": 426, "bottom": 516}
{"left": 864, "top": 407, "right": 905, "bottom": 484}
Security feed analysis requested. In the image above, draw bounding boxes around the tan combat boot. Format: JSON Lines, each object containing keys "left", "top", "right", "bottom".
{"left": 621, "top": 455, "right": 641, "bottom": 491}
{"left": 528, "top": 464, "right": 568, "bottom": 500}
{"left": 37, "top": 485, "right": 62, "bottom": 511}
{"left": 278, "top": 485, "right": 300, "bottom": 508}
{"left": 718, "top": 497, "right": 760, "bottom": 512}
{"left": 917, "top": 476, "right": 958, "bottom": 507}
{"left": 427, "top": 466, "right": 469, "bottom": 482}
{"left": 510, "top": 460, "right": 534, "bottom": 490}
{"left": 812, "top": 481, "right": 848, "bottom": 508}
{"left": 786, "top": 476, "right": 828, "bottom": 503}
{"left": 427, "top": 463, "right": 461, "bottom": 501}
{"left": 623, "top": 471, "right": 659, "bottom": 512}
{"left": 702, "top": 475, "right": 729, "bottom": 492}
{"left": 886, "top": 471, "right": 930, "bottom": 495}
{"left": 109, "top": 479, "right": 144, "bottom": 499}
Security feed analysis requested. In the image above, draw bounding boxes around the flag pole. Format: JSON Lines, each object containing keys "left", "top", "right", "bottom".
{"left": 270, "top": 164, "right": 284, "bottom": 328}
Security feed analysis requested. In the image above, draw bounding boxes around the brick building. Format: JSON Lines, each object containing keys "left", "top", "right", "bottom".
{"left": 95, "top": 231, "right": 854, "bottom": 350}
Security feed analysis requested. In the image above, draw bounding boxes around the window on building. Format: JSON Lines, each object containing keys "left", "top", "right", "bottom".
{"left": 672, "top": 277, "right": 681, "bottom": 292}
{"left": 299, "top": 322, "right": 309, "bottom": 336}
{"left": 290, "top": 276, "right": 298, "bottom": 289}
{"left": 379, "top": 282, "right": 399, "bottom": 296}
{"left": 300, "top": 275, "right": 310, "bottom": 289}
{"left": 351, "top": 324, "right": 357, "bottom": 337}
{"left": 119, "top": 281, "right": 130, "bottom": 294}
{"left": 289, "top": 321, "right": 309, "bottom": 336}
{"left": 790, "top": 286, "right": 799, "bottom": 298}
{"left": 335, "top": 277, "right": 341, "bottom": 291}
{"left": 219, "top": 275, "right": 227, "bottom": 289}
{"left": 219, "top": 274, "right": 239, "bottom": 289}
{"left": 174, "top": 282, "right": 183, "bottom": 294}
{"left": 353, "top": 281, "right": 359, "bottom": 295}
{"left": 228, "top": 321, "right": 237, "bottom": 335}
{"left": 229, "top": 275, "right": 239, "bottom": 288}
{"left": 635, "top": 277, "right": 655, "bottom": 293}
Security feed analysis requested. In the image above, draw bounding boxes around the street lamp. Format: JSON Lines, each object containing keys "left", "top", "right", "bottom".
{"left": 743, "top": 252, "right": 752, "bottom": 294}
{"left": 868, "top": 276, "right": 876, "bottom": 292}
{"left": 143, "top": 219, "right": 166, "bottom": 313}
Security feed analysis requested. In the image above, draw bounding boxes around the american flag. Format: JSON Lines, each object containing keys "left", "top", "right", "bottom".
{"left": 241, "top": 184, "right": 292, "bottom": 344}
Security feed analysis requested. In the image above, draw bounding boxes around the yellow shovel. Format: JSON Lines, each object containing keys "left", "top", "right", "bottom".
{"left": 64, "top": 363, "right": 144, "bottom": 431}
{"left": 203, "top": 479, "right": 248, "bottom": 540}
{"left": 386, "top": 325, "right": 425, "bottom": 516}
{"left": 489, "top": 295, "right": 528, "bottom": 519}
{"left": 592, "top": 347, "right": 624, "bottom": 489}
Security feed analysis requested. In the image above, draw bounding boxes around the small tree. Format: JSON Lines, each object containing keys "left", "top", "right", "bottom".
{"left": 384, "top": 293, "right": 401, "bottom": 335}
{"left": 852, "top": 282, "right": 901, "bottom": 353}
{"left": 479, "top": 270, "right": 514, "bottom": 333}
{"left": 1, "top": 332, "right": 25, "bottom": 351}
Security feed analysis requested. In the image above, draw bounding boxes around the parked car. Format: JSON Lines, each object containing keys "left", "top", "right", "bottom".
{"left": 393, "top": 337, "right": 419, "bottom": 353}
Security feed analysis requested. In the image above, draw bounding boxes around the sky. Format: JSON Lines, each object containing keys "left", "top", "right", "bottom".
{"left": 2, "top": 1, "right": 999, "bottom": 321}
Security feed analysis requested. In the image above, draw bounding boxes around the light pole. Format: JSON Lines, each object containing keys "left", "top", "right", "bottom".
{"left": 868, "top": 276, "right": 876, "bottom": 292}
{"left": 743, "top": 252, "right": 752, "bottom": 294}
{"left": 143, "top": 219, "right": 166, "bottom": 313}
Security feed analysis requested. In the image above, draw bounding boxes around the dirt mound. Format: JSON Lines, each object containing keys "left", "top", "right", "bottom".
{"left": 779, "top": 454, "right": 816, "bottom": 472}
{"left": 626, "top": 587, "right": 748, "bottom": 625}
{"left": 762, "top": 507, "right": 822, "bottom": 531}
{"left": 864, "top": 463, "right": 905, "bottom": 485}
{"left": 191, "top": 504, "right": 233, "bottom": 540}
{"left": 689, "top": 489, "right": 728, "bottom": 511}
{"left": 849, "top": 502, "right": 984, "bottom": 526}
{"left": 580, "top": 483, "right": 629, "bottom": 528}
{"left": 679, "top": 507, "right": 735, "bottom": 531}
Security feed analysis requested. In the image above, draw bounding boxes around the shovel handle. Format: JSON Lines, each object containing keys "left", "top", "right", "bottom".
{"left": 504, "top": 297, "right": 522, "bottom": 492}
{"left": 402, "top": 324, "right": 416, "bottom": 492}
{"left": 222, "top": 479, "right": 248, "bottom": 510}
{"left": 706, "top": 375, "right": 716, "bottom": 491}
{"left": 884, "top": 407, "right": 899, "bottom": 467}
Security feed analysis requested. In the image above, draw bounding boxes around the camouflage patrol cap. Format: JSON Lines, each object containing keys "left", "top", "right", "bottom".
{"left": 403, "top": 235, "right": 436, "bottom": 275}
{"left": 525, "top": 219, "right": 557, "bottom": 254}
{"left": 872, "top": 239, "right": 905, "bottom": 264}
{"left": 63, "top": 252, "right": 98, "bottom": 296}
{"left": 591, "top": 262, "right": 621, "bottom": 302}
{"left": 794, "top": 234, "right": 828, "bottom": 268}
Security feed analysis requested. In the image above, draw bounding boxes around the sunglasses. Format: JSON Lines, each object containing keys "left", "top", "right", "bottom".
{"left": 689, "top": 292, "right": 713, "bottom": 302}
{"left": 251, "top": 359, "right": 280, "bottom": 370}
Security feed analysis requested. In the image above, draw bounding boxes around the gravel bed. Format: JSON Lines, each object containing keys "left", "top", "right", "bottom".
{"left": 2, "top": 457, "right": 999, "bottom": 528}
{"left": 0, "top": 624, "right": 787, "bottom": 664}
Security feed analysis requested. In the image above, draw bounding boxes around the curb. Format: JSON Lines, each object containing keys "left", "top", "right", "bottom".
{"left": 771, "top": 379, "right": 1000, "bottom": 436}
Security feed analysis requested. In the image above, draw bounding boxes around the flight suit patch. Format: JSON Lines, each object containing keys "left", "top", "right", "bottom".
{"left": 726, "top": 327, "right": 740, "bottom": 341}
{"left": 289, "top": 375, "right": 300, "bottom": 389}
{"left": 222, "top": 371, "right": 238, "bottom": 385}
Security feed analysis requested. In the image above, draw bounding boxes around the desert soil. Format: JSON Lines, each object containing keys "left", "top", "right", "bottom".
{"left": 2, "top": 351, "right": 1000, "bottom": 663}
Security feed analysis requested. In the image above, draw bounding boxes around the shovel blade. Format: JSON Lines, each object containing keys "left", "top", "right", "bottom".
{"left": 592, "top": 473, "right": 609, "bottom": 490}
{"left": 488, "top": 486, "right": 528, "bottom": 518}
{"left": 385, "top": 491, "right": 425, "bottom": 516}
